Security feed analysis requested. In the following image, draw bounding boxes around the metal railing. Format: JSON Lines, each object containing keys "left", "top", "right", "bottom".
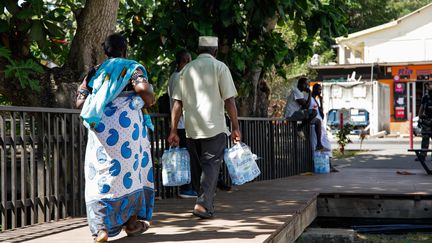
{"left": 0, "top": 106, "right": 312, "bottom": 230}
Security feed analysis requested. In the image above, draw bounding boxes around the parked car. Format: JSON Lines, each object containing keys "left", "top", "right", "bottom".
{"left": 327, "top": 108, "right": 370, "bottom": 135}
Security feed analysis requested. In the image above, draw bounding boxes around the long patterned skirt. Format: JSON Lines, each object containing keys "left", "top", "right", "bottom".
{"left": 84, "top": 92, "right": 154, "bottom": 237}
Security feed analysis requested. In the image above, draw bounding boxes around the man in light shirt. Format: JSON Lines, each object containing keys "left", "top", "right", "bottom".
{"left": 168, "top": 36, "right": 240, "bottom": 219}
{"left": 285, "top": 77, "right": 324, "bottom": 151}
{"left": 167, "top": 49, "right": 196, "bottom": 198}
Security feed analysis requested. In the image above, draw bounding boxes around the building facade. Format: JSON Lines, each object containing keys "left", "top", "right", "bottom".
{"left": 313, "top": 3, "right": 432, "bottom": 135}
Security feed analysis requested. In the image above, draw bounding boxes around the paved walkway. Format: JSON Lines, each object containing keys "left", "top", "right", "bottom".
{"left": 2, "top": 163, "right": 431, "bottom": 243}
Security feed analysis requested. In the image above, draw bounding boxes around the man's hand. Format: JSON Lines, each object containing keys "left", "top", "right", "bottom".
{"left": 231, "top": 128, "right": 241, "bottom": 144}
{"left": 168, "top": 131, "right": 180, "bottom": 147}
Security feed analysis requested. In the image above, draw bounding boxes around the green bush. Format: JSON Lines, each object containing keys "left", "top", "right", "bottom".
{"left": 336, "top": 124, "right": 353, "bottom": 154}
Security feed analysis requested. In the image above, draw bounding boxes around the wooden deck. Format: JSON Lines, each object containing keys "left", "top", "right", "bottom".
{"left": 1, "top": 167, "right": 431, "bottom": 243}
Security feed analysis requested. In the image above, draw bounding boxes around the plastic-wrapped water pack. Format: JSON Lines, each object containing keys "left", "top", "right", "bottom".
{"left": 162, "top": 147, "right": 191, "bottom": 186}
{"left": 224, "top": 142, "right": 261, "bottom": 185}
{"left": 314, "top": 152, "right": 330, "bottom": 174}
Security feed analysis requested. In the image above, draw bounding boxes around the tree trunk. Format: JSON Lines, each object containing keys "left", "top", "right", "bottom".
{"left": 0, "top": 0, "right": 120, "bottom": 108}
{"left": 238, "top": 14, "right": 278, "bottom": 117}
{"left": 238, "top": 71, "right": 270, "bottom": 117}
{"left": 55, "top": 0, "right": 119, "bottom": 108}
{"left": 66, "top": 0, "right": 119, "bottom": 80}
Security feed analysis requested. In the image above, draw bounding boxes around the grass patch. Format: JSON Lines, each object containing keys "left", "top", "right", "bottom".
{"left": 332, "top": 149, "right": 364, "bottom": 160}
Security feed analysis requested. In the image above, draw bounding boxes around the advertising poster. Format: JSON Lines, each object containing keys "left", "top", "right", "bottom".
{"left": 393, "top": 82, "right": 407, "bottom": 120}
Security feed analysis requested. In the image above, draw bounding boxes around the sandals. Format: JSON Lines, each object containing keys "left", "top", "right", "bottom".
{"left": 193, "top": 209, "right": 214, "bottom": 219}
{"left": 93, "top": 220, "right": 150, "bottom": 242}
{"left": 124, "top": 220, "right": 150, "bottom": 237}
{"left": 94, "top": 230, "right": 108, "bottom": 243}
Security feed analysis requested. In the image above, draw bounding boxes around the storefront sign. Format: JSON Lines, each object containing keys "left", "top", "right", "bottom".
{"left": 398, "top": 67, "right": 413, "bottom": 76}
{"left": 394, "top": 82, "right": 404, "bottom": 92}
{"left": 393, "top": 82, "right": 407, "bottom": 120}
{"left": 395, "top": 107, "right": 406, "bottom": 119}
{"left": 398, "top": 67, "right": 413, "bottom": 79}
{"left": 417, "top": 69, "right": 432, "bottom": 80}
{"left": 416, "top": 70, "right": 432, "bottom": 75}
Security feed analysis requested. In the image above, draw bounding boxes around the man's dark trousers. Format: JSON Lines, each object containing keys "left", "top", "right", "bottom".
{"left": 186, "top": 133, "right": 227, "bottom": 213}
{"left": 421, "top": 119, "right": 432, "bottom": 159}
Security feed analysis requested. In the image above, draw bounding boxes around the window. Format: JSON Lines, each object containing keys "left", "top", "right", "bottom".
{"left": 344, "top": 47, "right": 351, "bottom": 63}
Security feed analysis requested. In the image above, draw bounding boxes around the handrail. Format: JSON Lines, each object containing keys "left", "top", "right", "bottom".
{"left": 0, "top": 106, "right": 312, "bottom": 231}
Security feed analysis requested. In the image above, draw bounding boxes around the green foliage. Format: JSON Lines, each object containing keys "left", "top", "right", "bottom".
{"left": 0, "top": 0, "right": 80, "bottom": 98}
{"left": 118, "top": 0, "right": 348, "bottom": 104}
{"left": 0, "top": 94, "right": 11, "bottom": 105}
{"left": 336, "top": 124, "right": 354, "bottom": 154}
{"left": 343, "top": 0, "right": 397, "bottom": 33}
{"left": 388, "top": 0, "right": 432, "bottom": 18}
{"left": 0, "top": 46, "right": 43, "bottom": 91}
{"left": 343, "top": 0, "right": 432, "bottom": 33}
{"left": 1, "top": 0, "right": 71, "bottom": 65}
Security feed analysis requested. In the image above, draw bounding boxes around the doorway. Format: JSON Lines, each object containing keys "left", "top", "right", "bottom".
{"left": 415, "top": 80, "right": 429, "bottom": 116}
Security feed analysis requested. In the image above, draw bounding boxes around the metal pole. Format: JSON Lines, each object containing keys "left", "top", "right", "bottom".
{"left": 340, "top": 112, "right": 344, "bottom": 130}
{"left": 409, "top": 112, "right": 413, "bottom": 149}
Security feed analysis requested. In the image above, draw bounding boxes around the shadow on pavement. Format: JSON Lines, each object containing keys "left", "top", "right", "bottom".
{"left": 332, "top": 152, "right": 430, "bottom": 170}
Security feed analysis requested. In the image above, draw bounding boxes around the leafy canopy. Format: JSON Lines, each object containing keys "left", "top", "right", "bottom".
{"left": 120, "top": 0, "right": 348, "bottom": 98}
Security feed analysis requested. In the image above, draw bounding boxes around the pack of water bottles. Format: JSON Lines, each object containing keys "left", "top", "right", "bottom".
{"left": 224, "top": 142, "right": 261, "bottom": 185}
{"left": 314, "top": 152, "right": 330, "bottom": 174}
{"left": 161, "top": 147, "right": 191, "bottom": 186}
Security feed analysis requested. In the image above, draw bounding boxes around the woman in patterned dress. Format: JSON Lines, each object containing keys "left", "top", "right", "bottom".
{"left": 76, "top": 33, "right": 155, "bottom": 242}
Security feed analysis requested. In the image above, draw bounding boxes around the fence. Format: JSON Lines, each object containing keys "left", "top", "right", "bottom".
{"left": 0, "top": 106, "right": 312, "bottom": 231}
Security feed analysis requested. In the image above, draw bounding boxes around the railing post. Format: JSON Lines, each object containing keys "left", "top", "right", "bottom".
{"left": 0, "top": 113, "right": 7, "bottom": 230}
{"left": 306, "top": 121, "right": 313, "bottom": 172}
{"left": 11, "top": 112, "right": 17, "bottom": 229}
{"left": 269, "top": 120, "right": 275, "bottom": 180}
{"left": 29, "top": 114, "right": 36, "bottom": 225}
{"left": 36, "top": 113, "right": 45, "bottom": 224}
{"left": 20, "top": 112, "right": 28, "bottom": 227}
{"left": 292, "top": 120, "right": 298, "bottom": 174}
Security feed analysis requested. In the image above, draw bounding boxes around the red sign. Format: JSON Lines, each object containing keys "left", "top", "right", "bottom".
{"left": 393, "top": 75, "right": 400, "bottom": 82}
{"left": 395, "top": 107, "right": 405, "bottom": 119}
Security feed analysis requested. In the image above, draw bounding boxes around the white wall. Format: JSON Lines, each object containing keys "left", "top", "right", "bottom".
{"left": 338, "top": 6, "right": 432, "bottom": 64}
{"left": 322, "top": 82, "right": 390, "bottom": 135}
{"left": 322, "top": 83, "right": 373, "bottom": 116}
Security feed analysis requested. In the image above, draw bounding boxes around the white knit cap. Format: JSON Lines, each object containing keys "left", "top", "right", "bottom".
{"left": 198, "top": 36, "right": 218, "bottom": 47}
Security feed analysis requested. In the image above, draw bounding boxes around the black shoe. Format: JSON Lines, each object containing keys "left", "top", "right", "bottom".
{"left": 217, "top": 180, "right": 232, "bottom": 191}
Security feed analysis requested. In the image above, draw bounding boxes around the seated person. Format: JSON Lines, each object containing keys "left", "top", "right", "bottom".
{"left": 284, "top": 77, "right": 324, "bottom": 151}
